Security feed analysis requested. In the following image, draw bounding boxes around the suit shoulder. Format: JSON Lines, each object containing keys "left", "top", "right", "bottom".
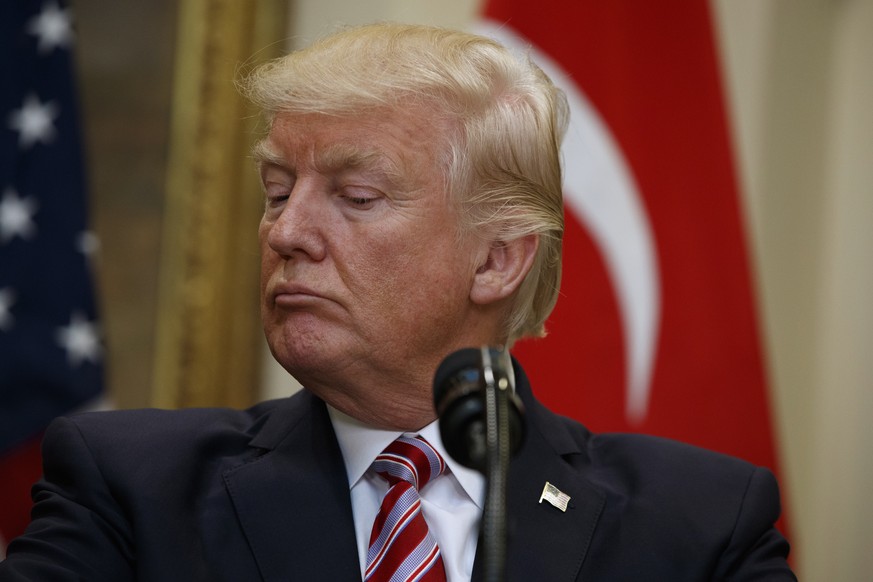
{"left": 588, "top": 431, "right": 758, "bottom": 479}
{"left": 61, "top": 398, "right": 280, "bottom": 436}
{"left": 43, "top": 397, "right": 292, "bottom": 469}
{"left": 582, "top": 431, "right": 779, "bottom": 523}
{"left": 530, "top": 400, "right": 768, "bottom": 492}
{"left": 536, "top": 408, "right": 777, "bottom": 512}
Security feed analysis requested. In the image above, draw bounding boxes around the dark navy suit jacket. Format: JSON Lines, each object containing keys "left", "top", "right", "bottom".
{"left": 0, "top": 364, "right": 794, "bottom": 581}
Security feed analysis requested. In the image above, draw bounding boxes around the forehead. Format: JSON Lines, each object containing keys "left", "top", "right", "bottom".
{"left": 257, "top": 108, "right": 450, "bottom": 177}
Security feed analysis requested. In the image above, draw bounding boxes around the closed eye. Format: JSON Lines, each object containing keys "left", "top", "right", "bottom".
{"left": 266, "top": 194, "right": 289, "bottom": 207}
{"left": 345, "top": 196, "right": 376, "bottom": 207}
{"left": 340, "top": 185, "right": 381, "bottom": 210}
{"left": 265, "top": 185, "right": 290, "bottom": 205}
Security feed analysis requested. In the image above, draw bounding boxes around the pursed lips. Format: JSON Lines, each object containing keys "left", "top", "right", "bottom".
{"left": 270, "top": 282, "right": 331, "bottom": 308}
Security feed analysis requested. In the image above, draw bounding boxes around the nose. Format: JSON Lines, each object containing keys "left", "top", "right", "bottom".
{"left": 264, "top": 182, "right": 327, "bottom": 262}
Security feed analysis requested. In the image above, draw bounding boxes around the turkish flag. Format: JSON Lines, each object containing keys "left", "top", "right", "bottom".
{"left": 483, "top": 2, "right": 785, "bottom": 496}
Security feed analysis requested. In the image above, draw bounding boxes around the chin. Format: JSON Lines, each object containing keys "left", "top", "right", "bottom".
{"left": 270, "top": 336, "right": 340, "bottom": 379}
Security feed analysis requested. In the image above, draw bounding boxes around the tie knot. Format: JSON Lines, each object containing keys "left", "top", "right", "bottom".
{"left": 372, "top": 436, "right": 445, "bottom": 491}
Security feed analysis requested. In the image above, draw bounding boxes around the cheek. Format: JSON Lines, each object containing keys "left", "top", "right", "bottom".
{"left": 377, "top": 241, "right": 471, "bottom": 309}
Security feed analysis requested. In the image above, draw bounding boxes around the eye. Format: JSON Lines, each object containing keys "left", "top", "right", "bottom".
{"left": 345, "top": 195, "right": 375, "bottom": 207}
{"left": 265, "top": 187, "right": 289, "bottom": 205}
{"left": 260, "top": 165, "right": 294, "bottom": 210}
{"left": 341, "top": 187, "right": 380, "bottom": 210}
{"left": 263, "top": 182, "right": 290, "bottom": 214}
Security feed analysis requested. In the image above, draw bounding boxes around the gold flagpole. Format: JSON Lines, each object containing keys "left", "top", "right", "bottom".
{"left": 152, "top": 0, "right": 287, "bottom": 409}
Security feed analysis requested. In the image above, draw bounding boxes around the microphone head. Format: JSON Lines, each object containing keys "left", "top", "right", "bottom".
{"left": 433, "top": 347, "right": 482, "bottom": 413}
{"left": 433, "top": 347, "right": 525, "bottom": 472}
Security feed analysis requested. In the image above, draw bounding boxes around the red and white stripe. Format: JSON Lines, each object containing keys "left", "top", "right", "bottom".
{"left": 365, "top": 436, "right": 447, "bottom": 582}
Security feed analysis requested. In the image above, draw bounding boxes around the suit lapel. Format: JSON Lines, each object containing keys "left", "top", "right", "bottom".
{"left": 473, "top": 365, "right": 606, "bottom": 582}
{"left": 502, "top": 424, "right": 605, "bottom": 581}
{"left": 223, "top": 391, "right": 361, "bottom": 581}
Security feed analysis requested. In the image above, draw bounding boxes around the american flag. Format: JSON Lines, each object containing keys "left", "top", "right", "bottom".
{"left": 0, "top": 0, "right": 104, "bottom": 549}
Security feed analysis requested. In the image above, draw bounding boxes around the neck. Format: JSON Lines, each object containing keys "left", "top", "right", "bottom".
{"left": 290, "top": 324, "right": 509, "bottom": 430}
{"left": 311, "top": 382, "right": 437, "bottom": 431}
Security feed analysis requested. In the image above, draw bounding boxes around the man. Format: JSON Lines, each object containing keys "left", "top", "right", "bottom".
{"left": 0, "top": 23, "right": 794, "bottom": 581}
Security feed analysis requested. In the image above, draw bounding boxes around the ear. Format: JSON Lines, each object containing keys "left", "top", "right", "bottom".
{"left": 470, "top": 234, "right": 539, "bottom": 306}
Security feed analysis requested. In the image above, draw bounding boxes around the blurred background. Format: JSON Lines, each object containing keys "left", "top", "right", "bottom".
{"left": 2, "top": 0, "right": 871, "bottom": 579}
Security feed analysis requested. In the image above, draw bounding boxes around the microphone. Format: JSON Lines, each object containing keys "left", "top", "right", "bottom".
{"left": 434, "top": 346, "right": 525, "bottom": 582}
{"left": 433, "top": 347, "right": 525, "bottom": 472}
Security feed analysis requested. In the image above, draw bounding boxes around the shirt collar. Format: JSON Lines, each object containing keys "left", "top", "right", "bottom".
{"left": 327, "top": 404, "right": 485, "bottom": 508}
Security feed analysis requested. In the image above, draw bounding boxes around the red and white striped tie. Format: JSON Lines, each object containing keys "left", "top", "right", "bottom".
{"left": 365, "top": 435, "right": 447, "bottom": 582}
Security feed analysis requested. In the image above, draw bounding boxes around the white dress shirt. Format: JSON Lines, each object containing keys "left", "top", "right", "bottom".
{"left": 328, "top": 405, "right": 485, "bottom": 582}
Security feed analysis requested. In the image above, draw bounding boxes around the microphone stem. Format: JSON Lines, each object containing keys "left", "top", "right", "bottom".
{"left": 482, "top": 369, "right": 510, "bottom": 582}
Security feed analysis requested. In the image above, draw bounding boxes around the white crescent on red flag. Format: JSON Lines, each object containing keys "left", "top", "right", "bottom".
{"left": 482, "top": 1, "right": 783, "bottom": 484}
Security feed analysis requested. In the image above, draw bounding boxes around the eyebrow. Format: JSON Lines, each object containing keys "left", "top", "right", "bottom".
{"left": 252, "top": 138, "right": 406, "bottom": 186}
{"left": 252, "top": 139, "right": 285, "bottom": 169}
{"left": 316, "top": 144, "right": 407, "bottom": 188}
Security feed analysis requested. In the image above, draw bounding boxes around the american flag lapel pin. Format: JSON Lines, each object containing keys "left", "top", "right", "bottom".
{"left": 539, "top": 481, "right": 571, "bottom": 512}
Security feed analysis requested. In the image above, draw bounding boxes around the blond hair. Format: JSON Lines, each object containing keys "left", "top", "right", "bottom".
{"left": 241, "top": 23, "right": 567, "bottom": 344}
